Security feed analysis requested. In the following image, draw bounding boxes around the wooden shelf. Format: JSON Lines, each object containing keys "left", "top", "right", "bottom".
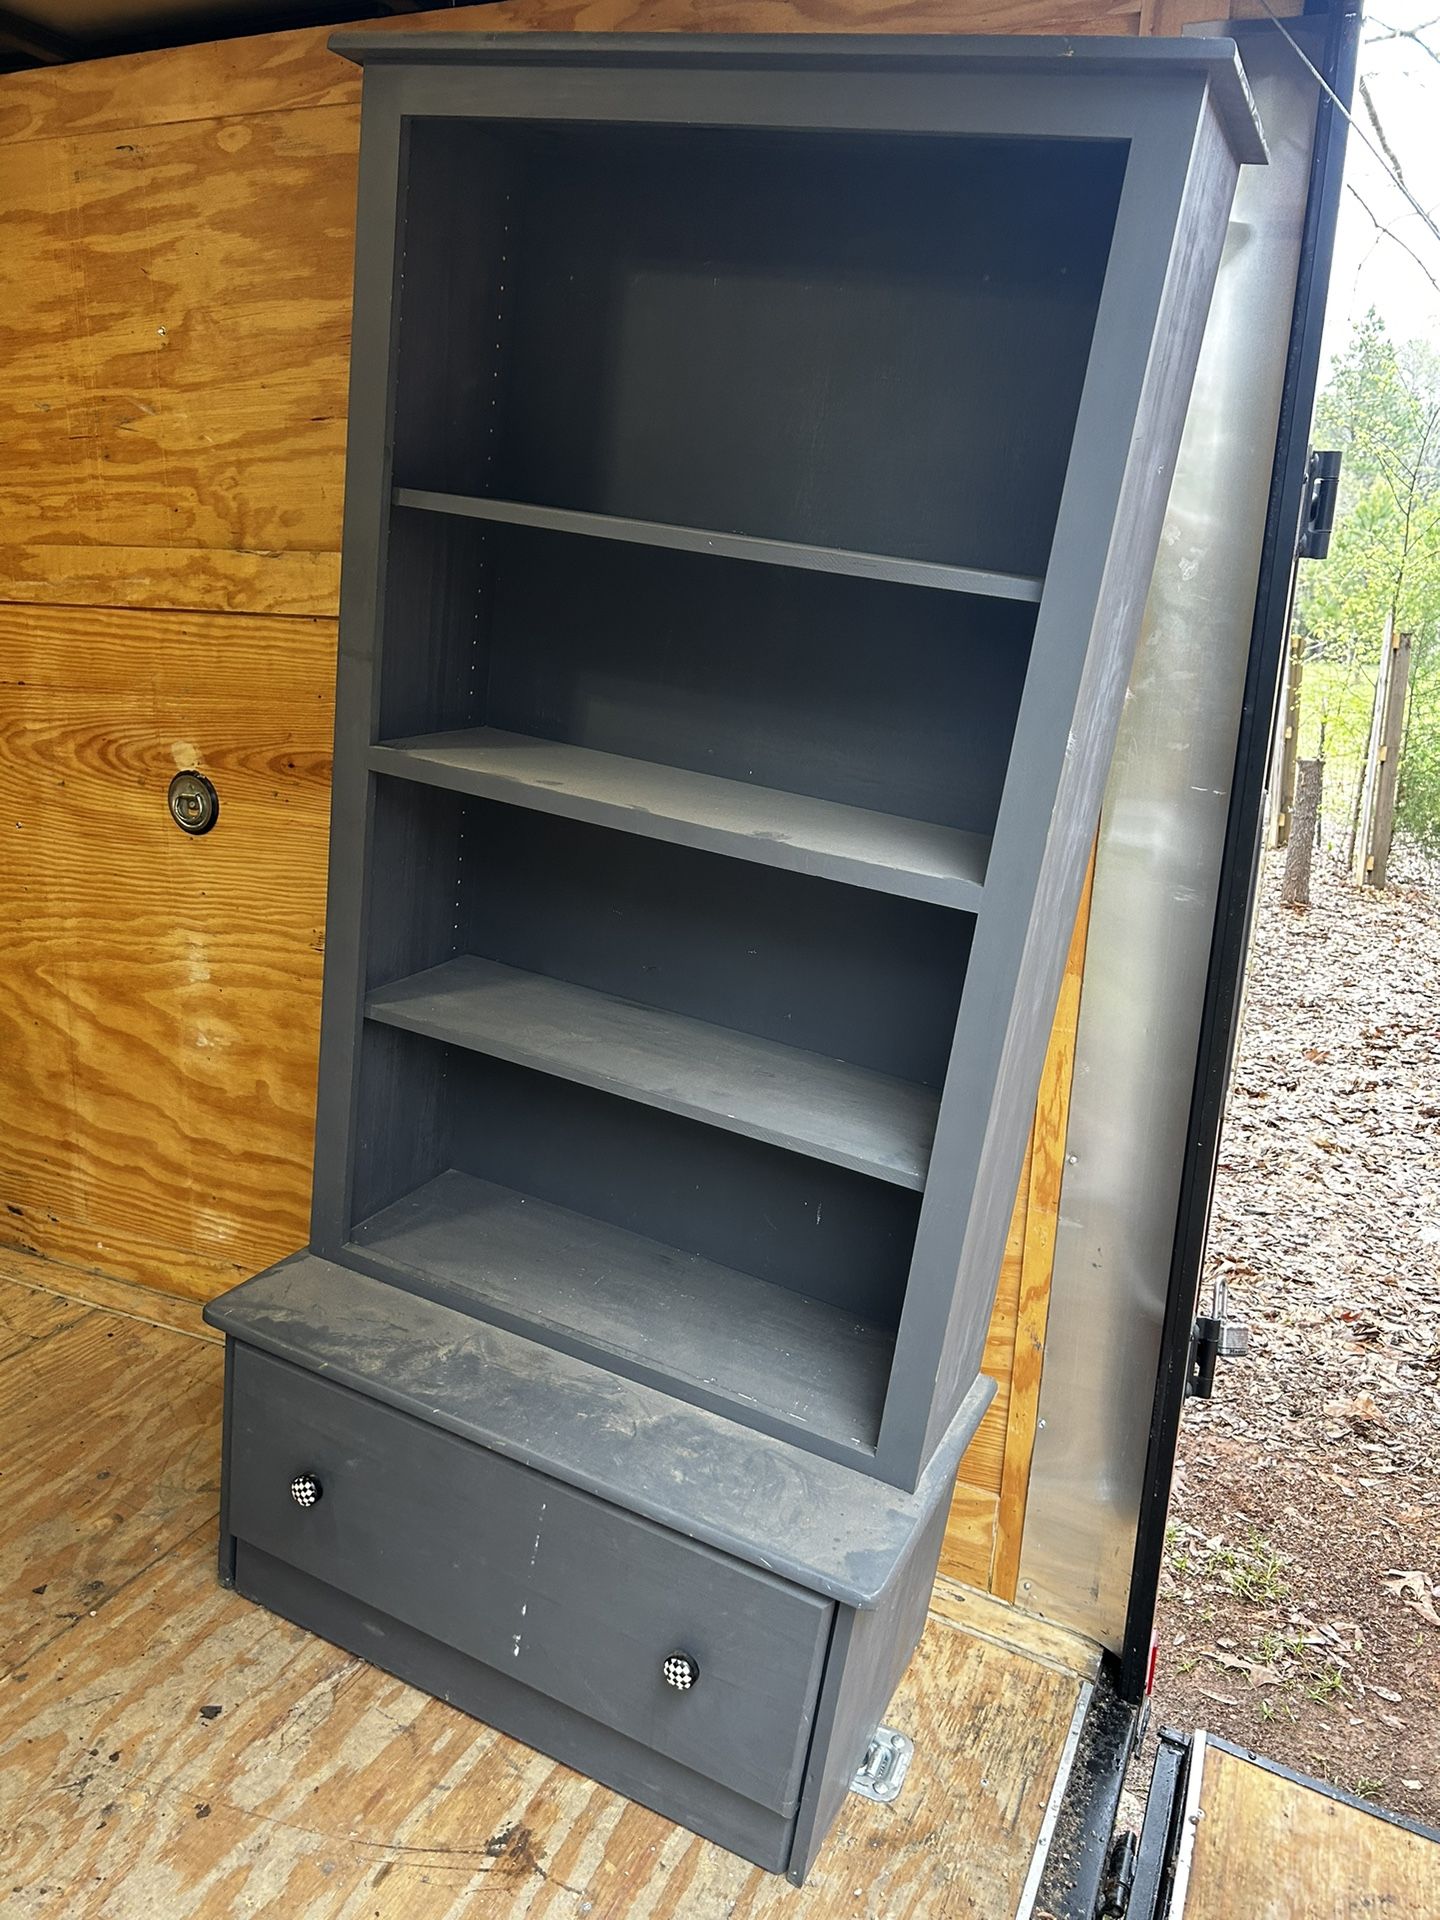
{"left": 348, "top": 1169, "right": 893, "bottom": 1456}
{"left": 393, "top": 487, "right": 1045, "bottom": 604}
{"left": 369, "top": 729, "right": 990, "bottom": 910}
{"left": 366, "top": 957, "right": 938, "bottom": 1190}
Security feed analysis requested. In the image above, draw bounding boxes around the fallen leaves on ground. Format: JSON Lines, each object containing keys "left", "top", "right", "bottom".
{"left": 1141, "top": 844, "right": 1440, "bottom": 1827}
{"left": 1383, "top": 1570, "right": 1440, "bottom": 1629}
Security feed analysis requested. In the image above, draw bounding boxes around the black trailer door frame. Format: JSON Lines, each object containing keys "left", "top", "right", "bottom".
{"left": 1118, "top": 0, "right": 1363, "bottom": 1703}
{"left": 1033, "top": 7, "right": 1363, "bottom": 1911}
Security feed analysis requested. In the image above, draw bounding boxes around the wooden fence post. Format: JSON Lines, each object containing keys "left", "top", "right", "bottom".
{"left": 1354, "top": 621, "right": 1412, "bottom": 889}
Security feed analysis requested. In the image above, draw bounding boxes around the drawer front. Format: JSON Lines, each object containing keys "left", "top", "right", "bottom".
{"left": 227, "top": 1344, "right": 833, "bottom": 1812}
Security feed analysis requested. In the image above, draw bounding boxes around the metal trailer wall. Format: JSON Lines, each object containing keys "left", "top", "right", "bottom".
{"left": 1017, "top": 21, "right": 1326, "bottom": 1650}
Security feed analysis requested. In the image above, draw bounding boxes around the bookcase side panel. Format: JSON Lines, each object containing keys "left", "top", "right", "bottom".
{"left": 310, "top": 81, "right": 409, "bottom": 1258}
{"left": 880, "top": 84, "right": 1236, "bottom": 1488}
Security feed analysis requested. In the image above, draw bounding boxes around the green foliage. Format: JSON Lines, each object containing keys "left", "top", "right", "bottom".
{"left": 1312, "top": 312, "right": 1440, "bottom": 501}
{"left": 1295, "top": 660, "right": 1377, "bottom": 850}
{"left": 1400, "top": 680, "right": 1440, "bottom": 848}
{"left": 1294, "top": 313, "right": 1440, "bottom": 849}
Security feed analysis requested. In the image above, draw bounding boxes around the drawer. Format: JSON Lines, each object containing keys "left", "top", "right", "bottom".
{"left": 226, "top": 1344, "right": 833, "bottom": 1813}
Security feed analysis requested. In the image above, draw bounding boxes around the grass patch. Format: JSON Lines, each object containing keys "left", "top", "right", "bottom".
{"left": 1205, "top": 1530, "right": 1290, "bottom": 1605}
{"left": 1256, "top": 1628, "right": 1309, "bottom": 1667}
{"left": 1165, "top": 1522, "right": 1192, "bottom": 1577}
{"left": 1163, "top": 1522, "right": 1289, "bottom": 1604}
{"left": 1304, "top": 1664, "right": 1347, "bottom": 1703}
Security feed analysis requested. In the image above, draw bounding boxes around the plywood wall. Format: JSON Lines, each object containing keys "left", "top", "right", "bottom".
{"left": 0, "top": 0, "right": 1297, "bottom": 1597}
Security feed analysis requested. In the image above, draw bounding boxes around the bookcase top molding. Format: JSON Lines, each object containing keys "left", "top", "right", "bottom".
{"left": 329, "top": 30, "right": 1267, "bottom": 165}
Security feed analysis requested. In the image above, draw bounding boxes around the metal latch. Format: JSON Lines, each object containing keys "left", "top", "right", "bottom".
{"left": 1188, "top": 1273, "right": 1250, "bottom": 1400}
{"left": 849, "top": 1726, "right": 914, "bottom": 1804}
{"left": 1297, "top": 448, "right": 1342, "bottom": 560}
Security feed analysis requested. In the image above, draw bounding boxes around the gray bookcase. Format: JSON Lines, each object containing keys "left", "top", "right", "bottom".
{"left": 207, "top": 33, "right": 1263, "bottom": 1881}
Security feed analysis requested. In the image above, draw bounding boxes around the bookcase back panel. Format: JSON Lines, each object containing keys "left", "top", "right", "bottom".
{"left": 473, "top": 528, "right": 1032, "bottom": 834}
{"left": 367, "top": 784, "right": 972, "bottom": 1087}
{"left": 394, "top": 119, "right": 1127, "bottom": 578}
{"left": 347, "top": 1020, "right": 918, "bottom": 1326}
{"left": 445, "top": 1050, "right": 919, "bottom": 1317}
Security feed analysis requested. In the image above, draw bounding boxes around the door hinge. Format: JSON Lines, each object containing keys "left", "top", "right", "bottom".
{"left": 1297, "top": 447, "right": 1342, "bottom": 560}
{"left": 1097, "top": 1829, "right": 1138, "bottom": 1917}
{"left": 1188, "top": 1273, "right": 1250, "bottom": 1400}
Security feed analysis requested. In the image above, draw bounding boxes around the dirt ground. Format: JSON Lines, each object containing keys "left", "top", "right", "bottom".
{"left": 1138, "top": 842, "right": 1440, "bottom": 1827}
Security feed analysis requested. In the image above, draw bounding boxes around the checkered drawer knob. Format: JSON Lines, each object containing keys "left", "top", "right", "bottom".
{"left": 662, "top": 1651, "right": 699, "bottom": 1692}
{"left": 289, "top": 1472, "right": 322, "bottom": 1510}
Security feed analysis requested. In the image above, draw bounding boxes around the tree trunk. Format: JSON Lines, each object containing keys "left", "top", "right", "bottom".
{"left": 1269, "top": 631, "right": 1305, "bottom": 849}
{"left": 1280, "top": 758, "right": 1323, "bottom": 908}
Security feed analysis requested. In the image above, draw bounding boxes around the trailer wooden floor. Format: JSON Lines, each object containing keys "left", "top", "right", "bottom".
{"left": 1185, "top": 1738, "right": 1440, "bottom": 1920}
{"left": 0, "top": 1267, "right": 1098, "bottom": 1920}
